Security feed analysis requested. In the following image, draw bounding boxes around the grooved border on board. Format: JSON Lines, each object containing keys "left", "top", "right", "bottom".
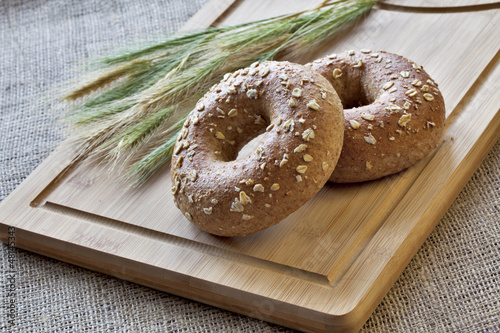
{"left": 1, "top": 2, "right": 500, "bottom": 332}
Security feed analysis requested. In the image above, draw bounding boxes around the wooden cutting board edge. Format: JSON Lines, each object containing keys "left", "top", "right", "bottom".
{"left": 2, "top": 2, "right": 500, "bottom": 332}
{"left": 1, "top": 54, "right": 498, "bottom": 333}
{"left": 5, "top": 224, "right": 336, "bottom": 332}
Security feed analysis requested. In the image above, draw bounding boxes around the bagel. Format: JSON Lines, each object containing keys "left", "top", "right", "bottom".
{"left": 306, "top": 50, "right": 446, "bottom": 183}
{"left": 171, "top": 61, "right": 344, "bottom": 237}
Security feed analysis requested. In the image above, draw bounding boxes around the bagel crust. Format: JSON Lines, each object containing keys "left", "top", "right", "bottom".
{"left": 307, "top": 50, "right": 446, "bottom": 183}
{"left": 171, "top": 61, "right": 344, "bottom": 237}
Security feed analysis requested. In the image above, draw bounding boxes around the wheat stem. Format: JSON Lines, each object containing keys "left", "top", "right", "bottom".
{"left": 64, "top": 0, "right": 377, "bottom": 185}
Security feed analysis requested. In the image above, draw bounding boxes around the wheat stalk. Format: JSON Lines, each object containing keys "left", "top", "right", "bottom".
{"left": 64, "top": 0, "right": 377, "bottom": 186}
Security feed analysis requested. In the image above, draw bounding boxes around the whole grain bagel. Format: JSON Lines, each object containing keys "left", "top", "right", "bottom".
{"left": 171, "top": 61, "right": 344, "bottom": 237}
{"left": 307, "top": 50, "right": 446, "bottom": 183}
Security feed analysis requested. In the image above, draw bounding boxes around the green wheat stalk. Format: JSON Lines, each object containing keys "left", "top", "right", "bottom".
{"left": 64, "top": 0, "right": 377, "bottom": 186}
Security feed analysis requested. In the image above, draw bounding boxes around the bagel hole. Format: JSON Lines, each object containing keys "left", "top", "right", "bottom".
{"left": 340, "top": 90, "right": 372, "bottom": 109}
{"left": 235, "top": 132, "right": 266, "bottom": 160}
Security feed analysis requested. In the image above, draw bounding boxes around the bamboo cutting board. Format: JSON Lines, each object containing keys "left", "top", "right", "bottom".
{"left": 1, "top": 1, "right": 500, "bottom": 332}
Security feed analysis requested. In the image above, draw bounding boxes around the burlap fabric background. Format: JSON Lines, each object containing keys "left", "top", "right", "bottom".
{"left": 1, "top": 0, "right": 498, "bottom": 332}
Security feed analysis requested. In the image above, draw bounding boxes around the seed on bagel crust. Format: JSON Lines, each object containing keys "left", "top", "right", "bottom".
{"left": 361, "top": 113, "right": 375, "bottom": 121}
{"left": 230, "top": 198, "right": 244, "bottom": 212}
{"left": 405, "top": 89, "right": 418, "bottom": 97}
{"left": 333, "top": 68, "right": 342, "bottom": 79}
{"left": 239, "top": 191, "right": 252, "bottom": 205}
{"left": 259, "top": 67, "right": 270, "bottom": 77}
{"left": 174, "top": 143, "right": 183, "bottom": 155}
{"left": 253, "top": 184, "right": 265, "bottom": 192}
{"left": 179, "top": 127, "right": 189, "bottom": 140}
{"left": 303, "top": 154, "right": 314, "bottom": 162}
{"left": 350, "top": 119, "right": 361, "bottom": 129}
{"left": 239, "top": 178, "right": 253, "bottom": 185}
{"left": 364, "top": 133, "right": 377, "bottom": 145}
{"left": 302, "top": 128, "right": 315, "bottom": 141}
{"left": 283, "top": 119, "right": 295, "bottom": 132}
{"left": 175, "top": 155, "right": 184, "bottom": 168}
{"left": 294, "top": 144, "right": 308, "bottom": 153}
{"left": 383, "top": 81, "right": 394, "bottom": 90}
{"left": 400, "top": 71, "right": 410, "bottom": 78}
{"left": 296, "top": 165, "right": 308, "bottom": 174}
{"left": 246, "top": 89, "right": 258, "bottom": 99}
{"left": 423, "top": 93, "right": 434, "bottom": 101}
{"left": 255, "top": 147, "right": 264, "bottom": 160}
{"left": 398, "top": 114, "right": 412, "bottom": 127}
{"left": 307, "top": 100, "right": 320, "bottom": 110}
{"left": 412, "top": 79, "right": 422, "bottom": 87}
{"left": 387, "top": 103, "right": 402, "bottom": 112}
{"left": 292, "top": 88, "right": 302, "bottom": 97}
{"left": 187, "top": 169, "right": 197, "bottom": 182}
{"left": 191, "top": 114, "right": 199, "bottom": 125}
{"left": 353, "top": 58, "right": 363, "bottom": 68}
{"left": 215, "top": 131, "right": 225, "bottom": 140}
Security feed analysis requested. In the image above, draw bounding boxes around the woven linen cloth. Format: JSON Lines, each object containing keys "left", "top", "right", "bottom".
{"left": 1, "top": 0, "right": 499, "bottom": 332}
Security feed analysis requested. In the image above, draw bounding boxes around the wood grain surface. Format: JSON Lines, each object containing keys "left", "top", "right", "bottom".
{"left": 1, "top": 1, "right": 499, "bottom": 332}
